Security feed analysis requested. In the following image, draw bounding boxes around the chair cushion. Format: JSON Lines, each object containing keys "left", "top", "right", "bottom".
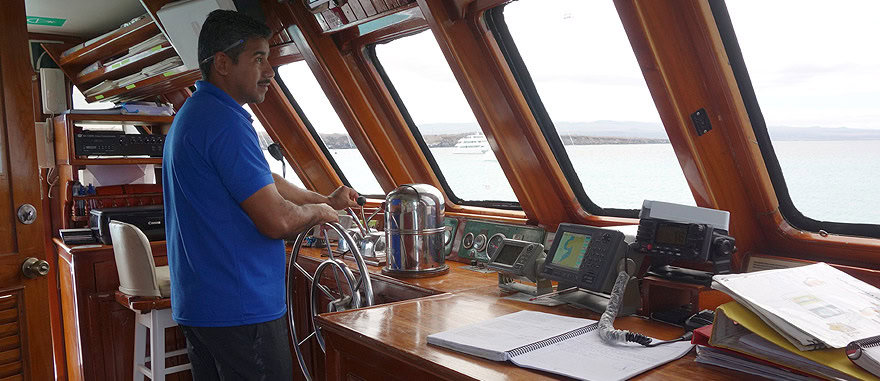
{"left": 155, "top": 266, "right": 172, "bottom": 298}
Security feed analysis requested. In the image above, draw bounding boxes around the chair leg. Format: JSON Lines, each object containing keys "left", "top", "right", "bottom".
{"left": 150, "top": 311, "right": 166, "bottom": 381}
{"left": 133, "top": 317, "right": 147, "bottom": 381}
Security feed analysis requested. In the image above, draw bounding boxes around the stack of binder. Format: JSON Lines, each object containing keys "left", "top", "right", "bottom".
{"left": 696, "top": 263, "right": 880, "bottom": 379}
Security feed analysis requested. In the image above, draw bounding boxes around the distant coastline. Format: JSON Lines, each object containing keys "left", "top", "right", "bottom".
{"left": 313, "top": 133, "right": 667, "bottom": 149}
{"left": 259, "top": 120, "right": 880, "bottom": 150}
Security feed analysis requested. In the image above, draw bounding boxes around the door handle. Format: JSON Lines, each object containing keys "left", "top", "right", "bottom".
{"left": 22, "top": 257, "right": 50, "bottom": 278}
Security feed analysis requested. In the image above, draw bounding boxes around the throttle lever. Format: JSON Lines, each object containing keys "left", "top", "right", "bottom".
{"left": 347, "top": 195, "right": 369, "bottom": 236}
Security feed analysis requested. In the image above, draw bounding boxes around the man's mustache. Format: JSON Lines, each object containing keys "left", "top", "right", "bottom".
{"left": 258, "top": 79, "right": 271, "bottom": 85}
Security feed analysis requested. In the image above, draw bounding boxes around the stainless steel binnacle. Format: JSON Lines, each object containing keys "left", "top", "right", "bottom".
{"left": 382, "top": 184, "right": 449, "bottom": 277}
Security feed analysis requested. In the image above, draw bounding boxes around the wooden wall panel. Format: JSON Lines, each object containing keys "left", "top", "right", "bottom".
{"left": 415, "top": 0, "right": 583, "bottom": 228}
{"left": 0, "top": 294, "right": 23, "bottom": 380}
{"left": 611, "top": 0, "right": 769, "bottom": 269}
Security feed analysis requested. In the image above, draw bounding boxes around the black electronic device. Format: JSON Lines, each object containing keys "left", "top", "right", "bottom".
{"left": 89, "top": 205, "right": 165, "bottom": 244}
{"left": 636, "top": 219, "right": 734, "bottom": 274}
{"left": 486, "top": 238, "right": 544, "bottom": 281}
{"left": 634, "top": 200, "right": 735, "bottom": 274}
{"left": 74, "top": 132, "right": 165, "bottom": 157}
{"left": 540, "top": 223, "right": 633, "bottom": 294}
{"left": 635, "top": 219, "right": 734, "bottom": 262}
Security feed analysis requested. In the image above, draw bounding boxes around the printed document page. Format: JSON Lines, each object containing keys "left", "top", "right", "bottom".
{"left": 510, "top": 331, "right": 693, "bottom": 381}
{"left": 427, "top": 310, "right": 595, "bottom": 361}
{"left": 713, "top": 263, "right": 880, "bottom": 349}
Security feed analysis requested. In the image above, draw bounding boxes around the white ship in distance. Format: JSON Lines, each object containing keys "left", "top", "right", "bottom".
{"left": 453, "top": 132, "right": 490, "bottom": 154}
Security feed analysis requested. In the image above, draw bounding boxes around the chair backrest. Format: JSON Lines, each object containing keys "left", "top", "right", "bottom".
{"left": 110, "top": 220, "right": 162, "bottom": 298}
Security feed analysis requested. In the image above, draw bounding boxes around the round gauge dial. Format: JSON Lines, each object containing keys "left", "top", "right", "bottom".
{"left": 461, "top": 232, "right": 475, "bottom": 249}
{"left": 473, "top": 233, "right": 488, "bottom": 252}
{"left": 486, "top": 233, "right": 506, "bottom": 259}
{"left": 443, "top": 228, "right": 453, "bottom": 245}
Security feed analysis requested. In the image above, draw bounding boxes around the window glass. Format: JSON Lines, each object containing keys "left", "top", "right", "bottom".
{"left": 498, "top": 1, "right": 695, "bottom": 210}
{"left": 276, "top": 62, "right": 383, "bottom": 195}
{"left": 373, "top": 31, "right": 517, "bottom": 203}
{"left": 242, "top": 104, "right": 306, "bottom": 188}
{"left": 724, "top": 1, "right": 880, "bottom": 225}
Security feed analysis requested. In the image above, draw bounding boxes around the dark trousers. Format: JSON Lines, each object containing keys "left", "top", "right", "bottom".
{"left": 180, "top": 316, "right": 293, "bottom": 380}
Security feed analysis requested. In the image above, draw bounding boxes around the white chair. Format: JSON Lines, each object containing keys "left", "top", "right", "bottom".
{"left": 110, "top": 220, "right": 190, "bottom": 381}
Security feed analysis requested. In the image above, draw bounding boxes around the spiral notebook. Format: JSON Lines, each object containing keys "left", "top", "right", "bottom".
{"left": 427, "top": 311, "right": 693, "bottom": 381}
{"left": 848, "top": 335, "right": 880, "bottom": 377}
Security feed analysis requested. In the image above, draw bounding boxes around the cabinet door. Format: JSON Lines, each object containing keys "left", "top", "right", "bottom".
{"left": 0, "top": 0, "right": 54, "bottom": 379}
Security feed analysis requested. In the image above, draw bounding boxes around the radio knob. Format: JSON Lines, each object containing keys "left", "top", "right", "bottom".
{"left": 713, "top": 237, "right": 735, "bottom": 257}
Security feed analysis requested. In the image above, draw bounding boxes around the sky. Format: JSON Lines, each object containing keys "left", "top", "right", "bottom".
{"left": 277, "top": 0, "right": 880, "bottom": 132}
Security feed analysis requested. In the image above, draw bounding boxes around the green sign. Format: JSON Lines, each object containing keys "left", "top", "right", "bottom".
{"left": 26, "top": 16, "right": 66, "bottom": 26}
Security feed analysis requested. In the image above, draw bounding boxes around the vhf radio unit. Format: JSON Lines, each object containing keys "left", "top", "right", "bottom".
{"left": 74, "top": 132, "right": 165, "bottom": 157}
{"left": 635, "top": 200, "right": 735, "bottom": 275}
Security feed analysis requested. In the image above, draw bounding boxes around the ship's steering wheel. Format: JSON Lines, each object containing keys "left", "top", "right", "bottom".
{"left": 286, "top": 218, "right": 374, "bottom": 381}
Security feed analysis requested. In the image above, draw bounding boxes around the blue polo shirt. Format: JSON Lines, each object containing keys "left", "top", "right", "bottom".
{"left": 163, "top": 81, "right": 284, "bottom": 327}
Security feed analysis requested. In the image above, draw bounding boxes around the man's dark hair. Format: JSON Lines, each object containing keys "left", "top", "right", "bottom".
{"left": 198, "top": 10, "right": 272, "bottom": 80}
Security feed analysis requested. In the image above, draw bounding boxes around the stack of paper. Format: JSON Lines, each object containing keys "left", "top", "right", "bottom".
{"left": 84, "top": 80, "right": 117, "bottom": 96}
{"left": 104, "top": 44, "right": 172, "bottom": 73}
{"left": 116, "top": 72, "right": 148, "bottom": 88}
{"left": 128, "top": 34, "right": 168, "bottom": 55}
{"left": 142, "top": 57, "right": 183, "bottom": 77}
{"left": 712, "top": 262, "right": 880, "bottom": 351}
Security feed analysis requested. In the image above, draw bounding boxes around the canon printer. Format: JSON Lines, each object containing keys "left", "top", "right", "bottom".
{"left": 89, "top": 205, "right": 165, "bottom": 244}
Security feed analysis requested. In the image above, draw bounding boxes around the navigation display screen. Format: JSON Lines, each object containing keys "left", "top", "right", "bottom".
{"left": 551, "top": 232, "right": 591, "bottom": 270}
{"left": 494, "top": 243, "right": 522, "bottom": 265}
{"left": 655, "top": 223, "right": 688, "bottom": 246}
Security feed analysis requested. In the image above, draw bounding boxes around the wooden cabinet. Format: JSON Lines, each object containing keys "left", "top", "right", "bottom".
{"left": 54, "top": 239, "right": 190, "bottom": 381}
{"left": 51, "top": 113, "right": 169, "bottom": 230}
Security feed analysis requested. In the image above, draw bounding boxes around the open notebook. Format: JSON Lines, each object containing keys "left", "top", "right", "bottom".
{"left": 427, "top": 310, "right": 693, "bottom": 381}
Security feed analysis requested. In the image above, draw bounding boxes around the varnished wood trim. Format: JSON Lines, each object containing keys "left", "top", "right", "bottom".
{"left": 415, "top": 0, "right": 583, "bottom": 228}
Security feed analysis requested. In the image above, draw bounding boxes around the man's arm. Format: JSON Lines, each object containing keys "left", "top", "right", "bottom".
{"left": 240, "top": 182, "right": 339, "bottom": 240}
{"left": 273, "top": 173, "right": 360, "bottom": 210}
{"left": 273, "top": 173, "right": 329, "bottom": 205}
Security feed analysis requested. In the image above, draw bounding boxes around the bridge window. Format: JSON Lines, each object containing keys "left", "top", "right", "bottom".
{"left": 370, "top": 30, "right": 518, "bottom": 207}
{"left": 276, "top": 61, "right": 383, "bottom": 195}
{"left": 487, "top": 1, "right": 695, "bottom": 218}
{"left": 714, "top": 0, "right": 880, "bottom": 236}
{"left": 242, "top": 104, "right": 306, "bottom": 188}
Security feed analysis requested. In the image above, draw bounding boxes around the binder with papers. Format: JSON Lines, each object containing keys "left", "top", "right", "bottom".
{"left": 709, "top": 301, "right": 878, "bottom": 380}
{"left": 712, "top": 262, "right": 880, "bottom": 351}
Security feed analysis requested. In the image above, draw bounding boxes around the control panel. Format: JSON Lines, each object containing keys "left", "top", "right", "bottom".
{"left": 442, "top": 217, "right": 459, "bottom": 257}
{"left": 456, "top": 219, "right": 545, "bottom": 262}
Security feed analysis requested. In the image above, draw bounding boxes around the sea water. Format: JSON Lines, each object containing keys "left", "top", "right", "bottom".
{"left": 272, "top": 140, "right": 880, "bottom": 225}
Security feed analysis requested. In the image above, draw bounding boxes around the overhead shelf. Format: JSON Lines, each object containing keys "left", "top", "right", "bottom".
{"left": 76, "top": 44, "right": 176, "bottom": 89}
{"left": 85, "top": 67, "right": 200, "bottom": 104}
{"left": 42, "top": 15, "right": 197, "bottom": 106}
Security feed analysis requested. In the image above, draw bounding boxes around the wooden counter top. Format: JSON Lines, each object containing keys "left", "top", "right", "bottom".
{"left": 297, "top": 248, "right": 743, "bottom": 380}
{"left": 297, "top": 247, "right": 500, "bottom": 294}
{"left": 53, "top": 237, "right": 167, "bottom": 257}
